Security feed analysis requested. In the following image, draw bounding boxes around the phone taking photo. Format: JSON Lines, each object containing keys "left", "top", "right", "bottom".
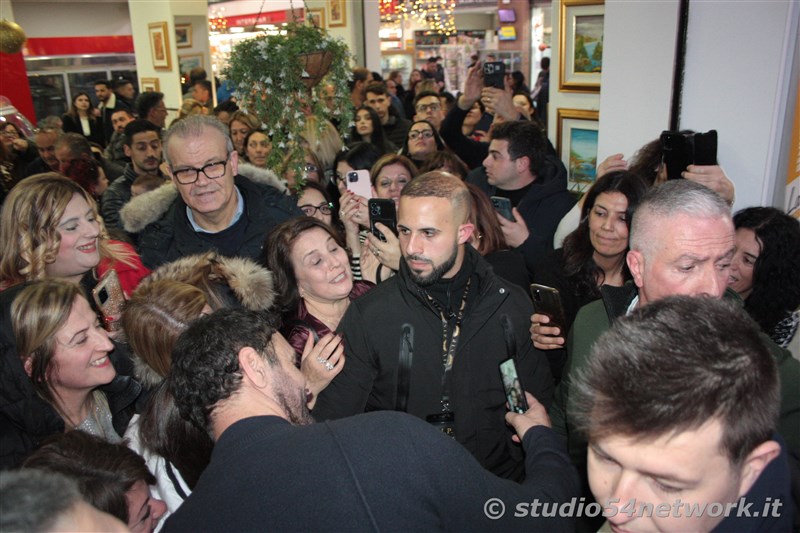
{"left": 491, "top": 196, "right": 515, "bottom": 222}
{"left": 92, "top": 269, "right": 125, "bottom": 331}
{"left": 368, "top": 198, "right": 397, "bottom": 242}
{"left": 483, "top": 61, "right": 506, "bottom": 90}
{"left": 530, "top": 284, "right": 567, "bottom": 333}
{"left": 345, "top": 169, "right": 373, "bottom": 199}
{"left": 499, "top": 358, "right": 529, "bottom": 414}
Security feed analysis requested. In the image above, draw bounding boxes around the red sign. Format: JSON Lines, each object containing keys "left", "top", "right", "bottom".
{"left": 223, "top": 9, "right": 303, "bottom": 28}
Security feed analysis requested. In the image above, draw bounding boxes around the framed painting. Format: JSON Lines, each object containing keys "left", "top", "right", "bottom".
{"left": 140, "top": 78, "right": 160, "bottom": 93}
{"left": 328, "top": 0, "right": 346, "bottom": 27}
{"left": 179, "top": 53, "right": 204, "bottom": 76}
{"left": 557, "top": 108, "right": 600, "bottom": 193}
{"left": 175, "top": 23, "right": 192, "bottom": 48}
{"left": 307, "top": 8, "right": 325, "bottom": 29}
{"left": 148, "top": 22, "right": 172, "bottom": 71}
{"left": 559, "top": 0, "right": 603, "bottom": 92}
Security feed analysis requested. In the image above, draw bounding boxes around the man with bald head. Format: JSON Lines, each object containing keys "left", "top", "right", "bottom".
{"left": 546, "top": 179, "right": 800, "bottom": 528}
{"left": 313, "top": 171, "right": 554, "bottom": 481}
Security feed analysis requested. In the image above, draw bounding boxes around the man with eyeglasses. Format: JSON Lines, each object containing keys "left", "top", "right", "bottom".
{"left": 134, "top": 115, "right": 301, "bottom": 269}
{"left": 413, "top": 90, "right": 446, "bottom": 132}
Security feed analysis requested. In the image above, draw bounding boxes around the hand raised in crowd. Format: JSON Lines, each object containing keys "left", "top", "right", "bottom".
{"left": 596, "top": 153, "right": 628, "bottom": 178}
{"left": 338, "top": 190, "right": 368, "bottom": 254}
{"left": 530, "top": 313, "right": 565, "bottom": 351}
{"left": 458, "top": 62, "right": 484, "bottom": 110}
{"left": 10, "top": 137, "right": 28, "bottom": 153}
{"left": 496, "top": 207, "right": 529, "bottom": 248}
{"left": 364, "top": 223, "right": 401, "bottom": 272}
{"left": 506, "top": 393, "right": 551, "bottom": 443}
{"left": 301, "top": 332, "right": 345, "bottom": 409}
{"left": 682, "top": 164, "right": 735, "bottom": 204}
{"left": 481, "top": 75, "right": 517, "bottom": 122}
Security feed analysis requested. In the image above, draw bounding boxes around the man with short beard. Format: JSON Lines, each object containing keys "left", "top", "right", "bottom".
{"left": 163, "top": 308, "right": 578, "bottom": 532}
{"left": 313, "top": 171, "right": 554, "bottom": 481}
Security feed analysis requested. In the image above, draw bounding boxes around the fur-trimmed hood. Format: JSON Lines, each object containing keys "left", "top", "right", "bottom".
{"left": 120, "top": 163, "right": 288, "bottom": 234}
{"left": 129, "top": 251, "right": 276, "bottom": 388}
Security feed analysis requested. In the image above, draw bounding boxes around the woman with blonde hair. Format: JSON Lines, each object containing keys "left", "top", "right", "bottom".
{"left": 0, "top": 279, "right": 140, "bottom": 468}
{"left": 0, "top": 173, "right": 149, "bottom": 297}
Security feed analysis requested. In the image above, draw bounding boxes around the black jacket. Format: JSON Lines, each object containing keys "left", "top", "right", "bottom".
{"left": 62, "top": 114, "right": 105, "bottom": 148}
{"left": 0, "top": 283, "right": 141, "bottom": 470}
{"left": 313, "top": 246, "right": 554, "bottom": 481}
{"left": 468, "top": 155, "right": 576, "bottom": 272}
{"left": 135, "top": 174, "right": 301, "bottom": 270}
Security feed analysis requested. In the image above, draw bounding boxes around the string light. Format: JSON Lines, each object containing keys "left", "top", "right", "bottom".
{"left": 381, "top": 0, "right": 457, "bottom": 36}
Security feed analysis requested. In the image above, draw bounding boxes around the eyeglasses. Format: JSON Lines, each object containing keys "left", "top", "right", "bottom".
{"left": 172, "top": 153, "right": 231, "bottom": 184}
{"left": 304, "top": 163, "right": 319, "bottom": 174}
{"left": 415, "top": 103, "right": 441, "bottom": 113}
{"left": 299, "top": 202, "right": 333, "bottom": 216}
{"left": 408, "top": 130, "right": 434, "bottom": 141}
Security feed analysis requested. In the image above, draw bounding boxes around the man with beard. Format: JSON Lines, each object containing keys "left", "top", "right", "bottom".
{"left": 163, "top": 308, "right": 578, "bottom": 532}
{"left": 313, "top": 172, "right": 554, "bottom": 481}
{"left": 101, "top": 119, "right": 167, "bottom": 231}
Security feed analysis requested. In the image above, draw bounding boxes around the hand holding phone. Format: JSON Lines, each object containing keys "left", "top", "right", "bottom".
{"left": 491, "top": 196, "right": 516, "bottom": 222}
{"left": 499, "top": 358, "right": 529, "bottom": 414}
{"left": 483, "top": 61, "right": 506, "bottom": 90}
{"left": 345, "top": 169, "right": 373, "bottom": 199}
{"left": 530, "top": 284, "right": 567, "bottom": 333}
{"left": 92, "top": 270, "right": 125, "bottom": 332}
{"left": 368, "top": 198, "right": 397, "bottom": 242}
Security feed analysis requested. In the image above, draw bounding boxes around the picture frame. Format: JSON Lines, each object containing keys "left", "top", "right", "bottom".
{"left": 307, "top": 8, "right": 326, "bottom": 29}
{"left": 328, "top": 0, "right": 346, "bottom": 27}
{"left": 148, "top": 21, "right": 172, "bottom": 71}
{"left": 557, "top": 108, "right": 600, "bottom": 193}
{"left": 559, "top": 0, "right": 604, "bottom": 93}
{"left": 175, "top": 23, "right": 192, "bottom": 48}
{"left": 140, "top": 78, "right": 160, "bottom": 93}
{"left": 179, "top": 53, "right": 204, "bottom": 76}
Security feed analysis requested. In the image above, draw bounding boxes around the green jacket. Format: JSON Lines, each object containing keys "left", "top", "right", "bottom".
{"left": 551, "top": 282, "right": 800, "bottom": 476}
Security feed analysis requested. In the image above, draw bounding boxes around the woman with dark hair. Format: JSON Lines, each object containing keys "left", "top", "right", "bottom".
{"left": 62, "top": 92, "right": 104, "bottom": 148}
{"left": 400, "top": 119, "right": 446, "bottom": 168}
{"left": 419, "top": 151, "right": 470, "bottom": 180}
{"left": 730, "top": 207, "right": 800, "bottom": 349}
{"left": 296, "top": 181, "right": 336, "bottom": 228}
{"left": 263, "top": 217, "right": 363, "bottom": 375}
{"left": 62, "top": 157, "right": 110, "bottom": 204}
{"left": 403, "top": 69, "right": 424, "bottom": 119}
{"left": 242, "top": 130, "right": 271, "bottom": 169}
{"left": 510, "top": 70, "right": 530, "bottom": 95}
{"left": 465, "top": 183, "right": 529, "bottom": 292}
{"left": 1, "top": 122, "right": 37, "bottom": 189}
{"left": 530, "top": 171, "right": 648, "bottom": 381}
{"left": 349, "top": 105, "right": 396, "bottom": 155}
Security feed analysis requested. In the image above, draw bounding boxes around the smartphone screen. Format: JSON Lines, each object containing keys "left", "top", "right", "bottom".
{"left": 499, "top": 358, "right": 529, "bottom": 414}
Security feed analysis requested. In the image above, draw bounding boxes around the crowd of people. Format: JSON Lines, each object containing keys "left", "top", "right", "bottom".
{"left": 0, "top": 59, "right": 798, "bottom": 533}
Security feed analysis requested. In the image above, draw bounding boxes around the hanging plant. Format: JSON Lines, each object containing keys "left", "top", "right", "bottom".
{"left": 223, "top": 16, "right": 353, "bottom": 190}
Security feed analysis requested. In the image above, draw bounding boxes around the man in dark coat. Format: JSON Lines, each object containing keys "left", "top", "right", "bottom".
{"left": 313, "top": 172, "right": 554, "bottom": 481}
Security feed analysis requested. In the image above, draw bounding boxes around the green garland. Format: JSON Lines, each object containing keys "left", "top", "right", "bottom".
{"left": 223, "top": 19, "right": 353, "bottom": 190}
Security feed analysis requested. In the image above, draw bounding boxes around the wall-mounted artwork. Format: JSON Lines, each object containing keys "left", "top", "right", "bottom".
{"left": 140, "top": 78, "right": 160, "bottom": 92}
{"left": 307, "top": 8, "right": 325, "bottom": 29}
{"left": 149, "top": 21, "right": 172, "bottom": 71}
{"left": 557, "top": 108, "right": 600, "bottom": 192}
{"left": 559, "top": 0, "right": 603, "bottom": 92}
{"left": 175, "top": 24, "right": 192, "bottom": 48}
{"left": 328, "top": 0, "right": 346, "bottom": 27}
{"left": 179, "top": 53, "right": 203, "bottom": 76}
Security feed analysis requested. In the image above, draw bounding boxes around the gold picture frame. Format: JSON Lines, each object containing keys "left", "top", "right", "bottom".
{"left": 175, "top": 23, "right": 192, "bottom": 48}
{"left": 148, "top": 21, "right": 172, "bottom": 71}
{"left": 328, "top": 0, "right": 346, "bottom": 27}
{"left": 557, "top": 108, "right": 600, "bottom": 192}
{"left": 559, "top": 0, "right": 603, "bottom": 93}
{"left": 308, "top": 8, "right": 326, "bottom": 29}
{"left": 140, "top": 77, "right": 160, "bottom": 93}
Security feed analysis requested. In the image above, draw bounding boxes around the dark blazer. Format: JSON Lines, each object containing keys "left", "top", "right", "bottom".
{"left": 62, "top": 113, "right": 105, "bottom": 147}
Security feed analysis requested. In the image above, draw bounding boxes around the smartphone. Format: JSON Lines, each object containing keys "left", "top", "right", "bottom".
{"left": 660, "top": 130, "right": 718, "bottom": 180}
{"left": 530, "top": 284, "right": 567, "bottom": 333}
{"left": 499, "top": 358, "right": 529, "bottom": 414}
{"left": 92, "top": 269, "right": 125, "bottom": 330}
{"left": 345, "top": 169, "right": 373, "bottom": 199}
{"left": 368, "top": 198, "right": 397, "bottom": 242}
{"left": 491, "top": 196, "right": 515, "bottom": 222}
{"left": 483, "top": 61, "right": 506, "bottom": 90}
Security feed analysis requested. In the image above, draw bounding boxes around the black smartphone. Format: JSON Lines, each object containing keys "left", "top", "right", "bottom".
{"left": 530, "top": 284, "right": 567, "bottom": 333}
{"left": 660, "top": 130, "right": 718, "bottom": 180}
{"left": 368, "top": 198, "right": 397, "bottom": 242}
{"left": 499, "top": 358, "right": 529, "bottom": 414}
{"left": 490, "top": 196, "right": 515, "bottom": 222}
{"left": 483, "top": 61, "right": 505, "bottom": 90}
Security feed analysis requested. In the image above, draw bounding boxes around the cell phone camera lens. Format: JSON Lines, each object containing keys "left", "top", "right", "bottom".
{"left": 348, "top": 172, "right": 357, "bottom": 182}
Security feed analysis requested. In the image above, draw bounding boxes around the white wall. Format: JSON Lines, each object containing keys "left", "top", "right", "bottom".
{"left": 681, "top": 0, "right": 798, "bottom": 210}
{"left": 11, "top": 1, "right": 131, "bottom": 37}
{"left": 596, "top": 1, "right": 679, "bottom": 162}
